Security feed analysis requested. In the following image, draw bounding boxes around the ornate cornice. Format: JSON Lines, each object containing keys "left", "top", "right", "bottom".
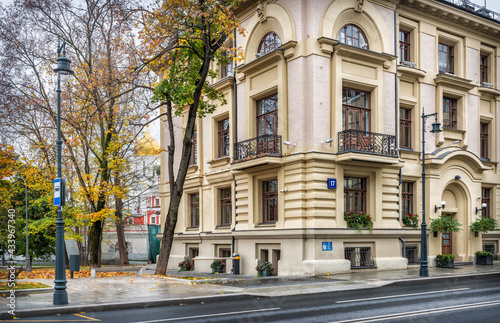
{"left": 400, "top": 0, "right": 500, "bottom": 39}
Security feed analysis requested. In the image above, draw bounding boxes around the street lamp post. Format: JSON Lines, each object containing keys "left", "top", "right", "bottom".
{"left": 53, "top": 38, "right": 73, "bottom": 305}
{"left": 420, "top": 111, "right": 442, "bottom": 277}
{"left": 14, "top": 176, "right": 31, "bottom": 272}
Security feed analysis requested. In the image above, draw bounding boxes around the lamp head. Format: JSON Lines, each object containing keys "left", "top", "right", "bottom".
{"left": 54, "top": 56, "right": 73, "bottom": 83}
{"left": 430, "top": 121, "right": 442, "bottom": 134}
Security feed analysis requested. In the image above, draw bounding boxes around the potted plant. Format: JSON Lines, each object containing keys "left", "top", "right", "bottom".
{"left": 344, "top": 211, "right": 373, "bottom": 233}
{"left": 470, "top": 217, "right": 498, "bottom": 265}
{"left": 402, "top": 213, "right": 419, "bottom": 227}
{"left": 210, "top": 260, "right": 225, "bottom": 274}
{"left": 256, "top": 261, "right": 274, "bottom": 277}
{"left": 178, "top": 259, "right": 193, "bottom": 271}
{"left": 436, "top": 254, "right": 455, "bottom": 268}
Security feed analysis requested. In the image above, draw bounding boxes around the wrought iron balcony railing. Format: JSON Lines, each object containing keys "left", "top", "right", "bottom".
{"left": 338, "top": 129, "right": 397, "bottom": 157}
{"left": 439, "top": 0, "right": 500, "bottom": 22}
{"left": 234, "top": 134, "right": 282, "bottom": 161}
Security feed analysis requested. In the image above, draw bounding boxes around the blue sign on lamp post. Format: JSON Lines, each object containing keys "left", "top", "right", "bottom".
{"left": 54, "top": 178, "right": 61, "bottom": 206}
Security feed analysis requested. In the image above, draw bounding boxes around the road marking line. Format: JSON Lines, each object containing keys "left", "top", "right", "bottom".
{"left": 73, "top": 313, "right": 101, "bottom": 321}
{"left": 134, "top": 307, "right": 281, "bottom": 323}
{"left": 336, "top": 287, "right": 470, "bottom": 303}
{"left": 331, "top": 299, "right": 500, "bottom": 322}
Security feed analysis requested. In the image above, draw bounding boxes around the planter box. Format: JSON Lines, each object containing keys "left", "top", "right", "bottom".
{"left": 476, "top": 254, "right": 493, "bottom": 265}
{"left": 436, "top": 259, "right": 454, "bottom": 268}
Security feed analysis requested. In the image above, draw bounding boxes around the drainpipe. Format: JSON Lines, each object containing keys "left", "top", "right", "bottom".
{"left": 394, "top": 9, "right": 402, "bottom": 224}
{"left": 231, "top": 27, "right": 238, "bottom": 261}
{"left": 399, "top": 237, "right": 406, "bottom": 258}
{"left": 394, "top": 8, "right": 399, "bottom": 147}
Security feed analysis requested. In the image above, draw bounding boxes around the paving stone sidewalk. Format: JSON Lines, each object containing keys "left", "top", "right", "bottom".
{"left": 2, "top": 262, "right": 500, "bottom": 320}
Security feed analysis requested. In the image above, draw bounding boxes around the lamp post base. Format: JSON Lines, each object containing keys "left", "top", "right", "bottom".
{"left": 53, "top": 289, "right": 68, "bottom": 305}
{"left": 419, "top": 262, "right": 429, "bottom": 277}
{"left": 25, "top": 257, "right": 32, "bottom": 272}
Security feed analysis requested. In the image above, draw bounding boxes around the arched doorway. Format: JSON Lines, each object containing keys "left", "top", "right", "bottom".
{"left": 440, "top": 184, "right": 469, "bottom": 261}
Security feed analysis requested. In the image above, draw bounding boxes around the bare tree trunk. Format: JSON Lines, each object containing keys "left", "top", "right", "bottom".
{"left": 155, "top": 194, "right": 181, "bottom": 274}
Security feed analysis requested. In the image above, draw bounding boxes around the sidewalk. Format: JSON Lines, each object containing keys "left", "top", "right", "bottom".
{"left": 2, "top": 262, "right": 500, "bottom": 320}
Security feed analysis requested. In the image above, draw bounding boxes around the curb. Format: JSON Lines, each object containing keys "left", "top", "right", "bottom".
{"left": 0, "top": 293, "right": 256, "bottom": 320}
{"left": 0, "top": 288, "right": 53, "bottom": 296}
{"left": 2, "top": 271, "right": 500, "bottom": 320}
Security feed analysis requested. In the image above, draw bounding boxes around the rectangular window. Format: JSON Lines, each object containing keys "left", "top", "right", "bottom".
{"left": 221, "top": 51, "right": 233, "bottom": 78}
{"left": 190, "top": 193, "right": 200, "bottom": 227}
{"left": 400, "top": 108, "right": 411, "bottom": 149}
{"left": 151, "top": 217, "right": 155, "bottom": 224}
{"left": 480, "top": 55, "right": 488, "bottom": 84}
{"left": 257, "top": 95, "right": 278, "bottom": 136}
{"left": 263, "top": 179, "right": 278, "bottom": 223}
{"left": 482, "top": 188, "right": 491, "bottom": 218}
{"left": 218, "top": 119, "right": 230, "bottom": 157}
{"left": 443, "top": 97, "right": 457, "bottom": 129}
{"left": 220, "top": 188, "right": 232, "bottom": 226}
{"left": 401, "top": 182, "right": 413, "bottom": 215}
{"left": 480, "top": 123, "right": 488, "bottom": 160}
{"left": 399, "top": 31, "right": 410, "bottom": 63}
{"left": 190, "top": 130, "right": 197, "bottom": 165}
{"left": 342, "top": 88, "right": 370, "bottom": 132}
{"left": 439, "top": 43, "right": 454, "bottom": 74}
{"left": 344, "top": 177, "right": 367, "bottom": 213}
{"left": 155, "top": 197, "right": 160, "bottom": 207}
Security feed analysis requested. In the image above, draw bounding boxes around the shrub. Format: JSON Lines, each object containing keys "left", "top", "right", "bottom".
{"left": 178, "top": 259, "right": 193, "bottom": 271}
{"left": 344, "top": 211, "right": 373, "bottom": 232}
{"left": 436, "top": 254, "right": 454, "bottom": 265}
{"left": 476, "top": 251, "right": 493, "bottom": 257}
{"left": 210, "top": 260, "right": 225, "bottom": 270}
{"left": 255, "top": 261, "right": 274, "bottom": 274}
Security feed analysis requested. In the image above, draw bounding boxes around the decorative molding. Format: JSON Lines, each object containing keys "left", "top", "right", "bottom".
{"left": 355, "top": 0, "right": 365, "bottom": 13}
{"left": 318, "top": 37, "right": 339, "bottom": 55}
{"left": 334, "top": 43, "right": 396, "bottom": 69}
{"left": 257, "top": 1, "right": 267, "bottom": 22}
{"left": 434, "top": 73, "right": 476, "bottom": 92}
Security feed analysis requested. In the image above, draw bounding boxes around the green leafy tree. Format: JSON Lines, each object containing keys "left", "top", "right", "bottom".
{"left": 430, "top": 214, "right": 462, "bottom": 233}
{"left": 471, "top": 217, "right": 499, "bottom": 252}
{"left": 140, "top": 0, "right": 243, "bottom": 274}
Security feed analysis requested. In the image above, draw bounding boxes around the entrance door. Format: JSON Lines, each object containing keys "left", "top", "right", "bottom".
{"left": 442, "top": 231, "right": 452, "bottom": 254}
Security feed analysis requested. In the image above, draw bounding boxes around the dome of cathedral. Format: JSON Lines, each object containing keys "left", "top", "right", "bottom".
{"left": 135, "top": 127, "right": 160, "bottom": 156}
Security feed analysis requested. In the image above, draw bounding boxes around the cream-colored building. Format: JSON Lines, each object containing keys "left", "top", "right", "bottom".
{"left": 159, "top": 0, "right": 500, "bottom": 276}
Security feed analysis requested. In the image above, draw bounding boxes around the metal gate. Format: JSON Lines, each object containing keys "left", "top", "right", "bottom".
{"left": 148, "top": 225, "right": 161, "bottom": 263}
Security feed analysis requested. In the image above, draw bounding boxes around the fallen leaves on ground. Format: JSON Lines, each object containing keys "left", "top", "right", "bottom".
{"left": 0, "top": 282, "right": 51, "bottom": 290}
{"left": 0, "top": 268, "right": 138, "bottom": 279}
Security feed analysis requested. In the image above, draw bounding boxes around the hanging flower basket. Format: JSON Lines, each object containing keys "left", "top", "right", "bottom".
{"left": 403, "top": 214, "right": 419, "bottom": 227}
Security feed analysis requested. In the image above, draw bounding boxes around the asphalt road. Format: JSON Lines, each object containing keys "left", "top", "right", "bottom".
{"left": 12, "top": 274, "right": 500, "bottom": 322}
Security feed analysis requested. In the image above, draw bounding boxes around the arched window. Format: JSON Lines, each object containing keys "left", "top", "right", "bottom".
{"left": 338, "top": 24, "right": 368, "bottom": 49}
{"left": 257, "top": 32, "right": 281, "bottom": 58}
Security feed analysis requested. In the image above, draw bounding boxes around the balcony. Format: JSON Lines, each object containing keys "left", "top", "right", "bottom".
{"left": 338, "top": 129, "right": 398, "bottom": 161}
{"left": 234, "top": 134, "right": 282, "bottom": 161}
